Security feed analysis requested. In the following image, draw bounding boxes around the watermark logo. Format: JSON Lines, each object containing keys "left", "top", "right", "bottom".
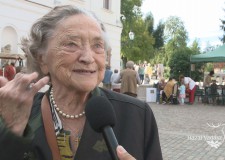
{"left": 187, "top": 123, "right": 225, "bottom": 149}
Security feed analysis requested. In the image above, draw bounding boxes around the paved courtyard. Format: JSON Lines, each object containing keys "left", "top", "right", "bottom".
{"left": 149, "top": 102, "right": 225, "bottom": 160}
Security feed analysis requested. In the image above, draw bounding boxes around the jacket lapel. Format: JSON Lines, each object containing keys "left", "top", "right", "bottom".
{"left": 75, "top": 112, "right": 111, "bottom": 159}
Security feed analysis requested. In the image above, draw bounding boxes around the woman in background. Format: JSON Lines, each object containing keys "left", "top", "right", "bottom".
{"left": 179, "top": 75, "right": 196, "bottom": 105}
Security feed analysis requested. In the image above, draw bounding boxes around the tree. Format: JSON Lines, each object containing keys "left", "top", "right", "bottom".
{"left": 144, "top": 12, "right": 154, "bottom": 35}
{"left": 121, "top": 0, "right": 155, "bottom": 65}
{"left": 220, "top": 8, "right": 225, "bottom": 44}
{"left": 189, "top": 40, "right": 204, "bottom": 81}
{"left": 153, "top": 21, "right": 165, "bottom": 49}
{"left": 190, "top": 39, "right": 201, "bottom": 55}
{"left": 168, "top": 47, "right": 192, "bottom": 79}
{"left": 163, "top": 16, "right": 189, "bottom": 67}
{"left": 122, "top": 18, "right": 155, "bottom": 62}
{"left": 164, "top": 16, "right": 188, "bottom": 50}
{"left": 168, "top": 40, "right": 204, "bottom": 81}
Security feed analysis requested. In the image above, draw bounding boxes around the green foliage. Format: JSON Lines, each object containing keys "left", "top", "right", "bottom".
{"left": 164, "top": 16, "right": 188, "bottom": 48}
{"left": 152, "top": 47, "right": 167, "bottom": 65}
{"left": 121, "top": 0, "right": 155, "bottom": 64}
{"left": 220, "top": 8, "right": 225, "bottom": 44}
{"left": 153, "top": 21, "right": 165, "bottom": 49}
{"left": 163, "top": 67, "right": 170, "bottom": 79}
{"left": 205, "top": 63, "right": 214, "bottom": 72}
{"left": 145, "top": 12, "right": 154, "bottom": 34}
{"left": 167, "top": 45, "right": 204, "bottom": 81}
{"left": 120, "top": 1, "right": 206, "bottom": 81}
{"left": 168, "top": 48, "right": 192, "bottom": 79}
{"left": 189, "top": 40, "right": 204, "bottom": 81}
{"left": 190, "top": 39, "right": 201, "bottom": 55}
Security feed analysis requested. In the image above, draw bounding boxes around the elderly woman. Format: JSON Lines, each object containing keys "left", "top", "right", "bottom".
{"left": 0, "top": 5, "right": 162, "bottom": 160}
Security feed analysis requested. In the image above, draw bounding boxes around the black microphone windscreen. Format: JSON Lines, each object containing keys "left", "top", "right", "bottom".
{"left": 85, "top": 96, "right": 116, "bottom": 132}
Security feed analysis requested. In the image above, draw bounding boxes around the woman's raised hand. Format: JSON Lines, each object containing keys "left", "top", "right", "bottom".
{"left": 0, "top": 72, "right": 49, "bottom": 136}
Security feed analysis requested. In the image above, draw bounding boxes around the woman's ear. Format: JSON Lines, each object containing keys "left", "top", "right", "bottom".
{"left": 39, "top": 54, "right": 49, "bottom": 75}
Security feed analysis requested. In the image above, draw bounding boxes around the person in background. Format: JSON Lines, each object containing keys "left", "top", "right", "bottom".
{"left": 4, "top": 62, "right": 16, "bottom": 81}
{"left": 138, "top": 63, "right": 145, "bottom": 84}
{"left": 102, "top": 65, "right": 113, "bottom": 90}
{"left": 111, "top": 69, "right": 119, "bottom": 84}
{"left": 110, "top": 69, "right": 120, "bottom": 92}
{"left": 143, "top": 74, "right": 150, "bottom": 84}
{"left": 210, "top": 78, "right": 218, "bottom": 105}
{"left": 157, "top": 77, "right": 166, "bottom": 104}
{"left": 203, "top": 70, "right": 214, "bottom": 87}
{"left": 157, "top": 64, "right": 164, "bottom": 80}
{"left": 115, "top": 61, "right": 141, "bottom": 97}
{"left": 0, "top": 5, "right": 162, "bottom": 160}
{"left": 0, "top": 67, "right": 3, "bottom": 76}
{"left": 203, "top": 70, "right": 214, "bottom": 104}
{"left": 144, "top": 63, "right": 152, "bottom": 83}
{"left": 178, "top": 81, "right": 186, "bottom": 105}
{"left": 179, "top": 75, "right": 196, "bottom": 105}
{"left": 162, "top": 77, "right": 176, "bottom": 104}
{"left": 134, "top": 63, "right": 139, "bottom": 73}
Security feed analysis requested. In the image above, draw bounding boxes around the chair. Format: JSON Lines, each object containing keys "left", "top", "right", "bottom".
{"left": 222, "top": 86, "right": 225, "bottom": 105}
{"left": 194, "top": 85, "right": 204, "bottom": 103}
{"left": 203, "top": 84, "right": 221, "bottom": 105}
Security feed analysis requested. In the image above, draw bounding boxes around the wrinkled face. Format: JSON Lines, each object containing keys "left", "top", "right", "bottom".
{"left": 41, "top": 14, "right": 106, "bottom": 92}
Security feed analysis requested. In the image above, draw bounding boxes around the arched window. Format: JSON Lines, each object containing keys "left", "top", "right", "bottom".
{"left": 103, "top": 0, "right": 111, "bottom": 10}
{"left": 1, "top": 26, "right": 18, "bottom": 53}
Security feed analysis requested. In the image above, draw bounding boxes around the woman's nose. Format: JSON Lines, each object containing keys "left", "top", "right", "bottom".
{"left": 79, "top": 46, "right": 95, "bottom": 64}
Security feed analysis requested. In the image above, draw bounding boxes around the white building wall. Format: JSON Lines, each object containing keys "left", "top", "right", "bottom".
{"left": 0, "top": 0, "right": 122, "bottom": 70}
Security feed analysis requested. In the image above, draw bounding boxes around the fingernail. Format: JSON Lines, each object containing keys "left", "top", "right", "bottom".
{"left": 117, "top": 145, "right": 127, "bottom": 154}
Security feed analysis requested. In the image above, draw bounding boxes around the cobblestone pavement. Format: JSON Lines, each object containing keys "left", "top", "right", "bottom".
{"left": 149, "top": 102, "right": 225, "bottom": 160}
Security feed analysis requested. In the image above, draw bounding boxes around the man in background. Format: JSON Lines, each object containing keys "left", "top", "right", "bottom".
{"left": 111, "top": 69, "right": 120, "bottom": 92}
{"left": 203, "top": 70, "right": 214, "bottom": 87}
{"left": 102, "top": 65, "right": 113, "bottom": 90}
{"left": 115, "top": 61, "right": 141, "bottom": 97}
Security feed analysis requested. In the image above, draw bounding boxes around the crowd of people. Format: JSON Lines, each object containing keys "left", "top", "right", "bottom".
{"left": 102, "top": 61, "right": 201, "bottom": 105}
{"left": 102, "top": 61, "right": 165, "bottom": 97}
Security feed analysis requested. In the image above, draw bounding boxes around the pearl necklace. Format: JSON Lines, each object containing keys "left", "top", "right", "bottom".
{"left": 49, "top": 88, "right": 85, "bottom": 119}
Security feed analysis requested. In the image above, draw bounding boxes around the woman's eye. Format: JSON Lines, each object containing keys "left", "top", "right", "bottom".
{"left": 66, "top": 42, "right": 77, "bottom": 47}
{"left": 62, "top": 42, "right": 79, "bottom": 52}
{"left": 94, "top": 43, "right": 104, "bottom": 49}
{"left": 95, "top": 44, "right": 101, "bottom": 48}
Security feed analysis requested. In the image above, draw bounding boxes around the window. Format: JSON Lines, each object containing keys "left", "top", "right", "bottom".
{"left": 103, "top": 0, "right": 110, "bottom": 10}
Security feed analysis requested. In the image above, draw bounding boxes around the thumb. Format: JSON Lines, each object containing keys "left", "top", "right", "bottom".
{"left": 117, "top": 145, "right": 136, "bottom": 160}
{"left": 0, "top": 76, "right": 8, "bottom": 88}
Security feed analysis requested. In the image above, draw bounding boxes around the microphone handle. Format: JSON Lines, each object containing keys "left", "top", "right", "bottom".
{"left": 102, "top": 126, "right": 119, "bottom": 160}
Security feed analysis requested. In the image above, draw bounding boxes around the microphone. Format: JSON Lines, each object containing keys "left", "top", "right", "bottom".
{"left": 85, "top": 96, "right": 119, "bottom": 160}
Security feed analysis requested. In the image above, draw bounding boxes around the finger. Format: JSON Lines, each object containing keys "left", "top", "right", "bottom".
{"left": 0, "top": 76, "right": 8, "bottom": 87}
{"left": 117, "top": 146, "right": 136, "bottom": 160}
{"left": 30, "top": 76, "right": 49, "bottom": 93}
{"left": 14, "top": 72, "right": 39, "bottom": 88}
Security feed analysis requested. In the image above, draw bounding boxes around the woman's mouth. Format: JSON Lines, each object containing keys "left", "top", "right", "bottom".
{"left": 73, "top": 69, "right": 96, "bottom": 74}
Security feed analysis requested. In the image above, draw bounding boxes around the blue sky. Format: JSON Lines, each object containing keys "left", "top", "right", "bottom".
{"left": 141, "top": 0, "right": 224, "bottom": 49}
